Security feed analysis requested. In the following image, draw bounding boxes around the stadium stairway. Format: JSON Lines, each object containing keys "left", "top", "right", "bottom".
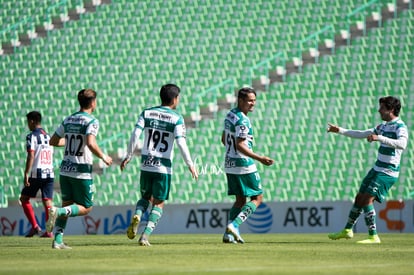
{"left": 249, "top": 0, "right": 412, "bottom": 93}
{"left": 0, "top": 0, "right": 112, "bottom": 55}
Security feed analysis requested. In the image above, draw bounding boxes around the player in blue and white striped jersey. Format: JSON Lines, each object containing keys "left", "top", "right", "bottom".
{"left": 20, "top": 111, "right": 54, "bottom": 237}
{"left": 328, "top": 96, "right": 408, "bottom": 244}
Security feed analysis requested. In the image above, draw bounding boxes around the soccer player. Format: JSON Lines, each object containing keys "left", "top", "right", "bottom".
{"left": 327, "top": 96, "right": 408, "bottom": 244}
{"left": 222, "top": 87, "right": 274, "bottom": 244}
{"left": 121, "top": 83, "right": 198, "bottom": 246}
{"left": 20, "top": 111, "right": 54, "bottom": 238}
{"left": 47, "top": 89, "right": 113, "bottom": 249}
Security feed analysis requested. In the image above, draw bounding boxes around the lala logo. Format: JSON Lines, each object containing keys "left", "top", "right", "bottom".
{"left": 103, "top": 210, "right": 134, "bottom": 235}
{"left": 1, "top": 217, "right": 17, "bottom": 236}
{"left": 103, "top": 210, "right": 150, "bottom": 235}
{"left": 83, "top": 216, "right": 101, "bottom": 235}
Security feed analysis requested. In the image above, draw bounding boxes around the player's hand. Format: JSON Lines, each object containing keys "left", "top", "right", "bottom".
{"left": 102, "top": 155, "right": 113, "bottom": 166}
{"left": 327, "top": 123, "right": 340, "bottom": 133}
{"left": 120, "top": 158, "right": 129, "bottom": 171}
{"left": 24, "top": 175, "right": 30, "bottom": 187}
{"left": 367, "top": 134, "right": 378, "bottom": 143}
{"left": 260, "top": 156, "right": 274, "bottom": 166}
{"left": 188, "top": 166, "right": 199, "bottom": 180}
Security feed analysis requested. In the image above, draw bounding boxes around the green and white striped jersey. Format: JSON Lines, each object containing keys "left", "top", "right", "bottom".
{"left": 223, "top": 107, "right": 257, "bottom": 175}
{"left": 55, "top": 111, "right": 99, "bottom": 180}
{"left": 372, "top": 118, "right": 408, "bottom": 178}
{"left": 339, "top": 117, "right": 408, "bottom": 178}
{"left": 135, "top": 106, "right": 186, "bottom": 174}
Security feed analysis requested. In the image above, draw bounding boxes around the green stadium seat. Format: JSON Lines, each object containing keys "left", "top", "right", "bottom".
{"left": 0, "top": 0, "right": 413, "bottom": 205}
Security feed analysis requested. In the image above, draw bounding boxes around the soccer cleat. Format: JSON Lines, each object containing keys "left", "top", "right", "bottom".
{"left": 138, "top": 235, "right": 151, "bottom": 246}
{"left": 46, "top": 206, "right": 58, "bottom": 233}
{"left": 226, "top": 223, "right": 244, "bottom": 244}
{"left": 52, "top": 241, "right": 72, "bottom": 249}
{"left": 222, "top": 231, "right": 237, "bottom": 244}
{"left": 25, "top": 227, "right": 42, "bottom": 237}
{"left": 357, "top": 235, "right": 381, "bottom": 244}
{"left": 127, "top": 215, "right": 140, "bottom": 240}
{"left": 328, "top": 229, "right": 354, "bottom": 240}
{"left": 40, "top": 231, "right": 54, "bottom": 238}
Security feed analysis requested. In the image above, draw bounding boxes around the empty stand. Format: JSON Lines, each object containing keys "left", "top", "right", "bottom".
{"left": 0, "top": 0, "right": 412, "bottom": 206}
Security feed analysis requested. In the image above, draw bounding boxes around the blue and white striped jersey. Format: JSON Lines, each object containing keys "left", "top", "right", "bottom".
{"left": 26, "top": 128, "right": 54, "bottom": 179}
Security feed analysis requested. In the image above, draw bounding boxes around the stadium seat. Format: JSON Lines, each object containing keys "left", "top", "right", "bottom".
{"left": 0, "top": 0, "right": 412, "bottom": 205}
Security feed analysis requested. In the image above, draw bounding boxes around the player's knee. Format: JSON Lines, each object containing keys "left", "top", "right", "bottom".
{"left": 251, "top": 194, "right": 263, "bottom": 205}
{"left": 84, "top": 206, "right": 93, "bottom": 214}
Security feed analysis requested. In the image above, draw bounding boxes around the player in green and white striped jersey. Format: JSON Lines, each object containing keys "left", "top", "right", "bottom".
{"left": 121, "top": 84, "right": 198, "bottom": 246}
{"left": 328, "top": 96, "right": 408, "bottom": 244}
{"left": 47, "top": 89, "right": 113, "bottom": 249}
{"left": 222, "top": 87, "right": 274, "bottom": 244}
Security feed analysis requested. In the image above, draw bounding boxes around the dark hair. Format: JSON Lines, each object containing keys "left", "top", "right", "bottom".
{"left": 160, "top": 84, "right": 180, "bottom": 105}
{"left": 379, "top": 96, "right": 401, "bottom": 116}
{"left": 78, "top": 89, "right": 97, "bottom": 109}
{"left": 26, "top": 111, "right": 42, "bottom": 124}
{"left": 237, "top": 87, "right": 256, "bottom": 100}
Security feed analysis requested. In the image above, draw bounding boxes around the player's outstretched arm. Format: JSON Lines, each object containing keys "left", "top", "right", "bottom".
{"left": 327, "top": 123, "right": 340, "bottom": 133}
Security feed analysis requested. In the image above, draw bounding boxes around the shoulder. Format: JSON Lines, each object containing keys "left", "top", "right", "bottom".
{"left": 30, "top": 128, "right": 42, "bottom": 136}
{"left": 80, "top": 112, "right": 98, "bottom": 125}
{"left": 26, "top": 132, "right": 33, "bottom": 139}
{"left": 395, "top": 119, "right": 407, "bottom": 129}
{"left": 225, "top": 108, "right": 242, "bottom": 123}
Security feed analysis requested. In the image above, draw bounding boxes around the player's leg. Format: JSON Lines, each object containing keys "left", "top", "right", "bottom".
{"left": 20, "top": 196, "right": 42, "bottom": 237}
{"left": 20, "top": 178, "right": 42, "bottom": 237}
{"left": 52, "top": 201, "right": 72, "bottom": 249}
{"left": 49, "top": 176, "right": 93, "bottom": 249}
{"left": 127, "top": 172, "right": 151, "bottom": 240}
{"left": 47, "top": 176, "right": 86, "bottom": 233}
{"left": 226, "top": 172, "right": 263, "bottom": 243}
{"left": 357, "top": 172, "right": 396, "bottom": 244}
{"left": 139, "top": 199, "right": 164, "bottom": 246}
{"left": 223, "top": 174, "right": 244, "bottom": 243}
{"left": 138, "top": 172, "right": 170, "bottom": 246}
{"left": 329, "top": 170, "right": 376, "bottom": 240}
{"left": 356, "top": 202, "right": 380, "bottom": 244}
{"left": 223, "top": 197, "right": 244, "bottom": 243}
{"left": 39, "top": 178, "right": 54, "bottom": 237}
{"left": 127, "top": 199, "right": 150, "bottom": 240}
{"left": 227, "top": 194, "right": 261, "bottom": 244}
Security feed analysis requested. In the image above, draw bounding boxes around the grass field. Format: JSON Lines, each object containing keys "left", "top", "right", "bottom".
{"left": 1, "top": 233, "right": 413, "bottom": 274}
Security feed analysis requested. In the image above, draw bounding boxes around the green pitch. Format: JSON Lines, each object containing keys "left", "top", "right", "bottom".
{"left": 1, "top": 233, "right": 413, "bottom": 274}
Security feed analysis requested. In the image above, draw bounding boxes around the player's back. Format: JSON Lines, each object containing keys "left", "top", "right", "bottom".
{"left": 139, "top": 106, "right": 185, "bottom": 174}
{"left": 27, "top": 128, "right": 54, "bottom": 179}
{"left": 58, "top": 111, "right": 99, "bottom": 179}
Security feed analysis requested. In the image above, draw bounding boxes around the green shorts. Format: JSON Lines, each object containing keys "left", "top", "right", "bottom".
{"left": 359, "top": 169, "right": 397, "bottom": 203}
{"left": 60, "top": 175, "right": 95, "bottom": 208}
{"left": 140, "top": 170, "right": 171, "bottom": 201}
{"left": 226, "top": 172, "right": 263, "bottom": 197}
